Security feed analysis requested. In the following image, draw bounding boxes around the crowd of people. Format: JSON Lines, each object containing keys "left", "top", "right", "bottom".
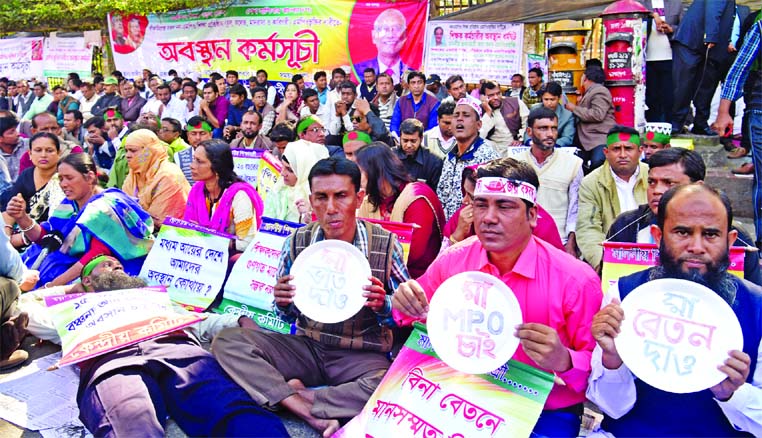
{"left": 0, "top": 2, "right": 760, "bottom": 436}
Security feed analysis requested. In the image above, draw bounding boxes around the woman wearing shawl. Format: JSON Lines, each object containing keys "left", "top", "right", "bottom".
{"left": 6, "top": 153, "right": 154, "bottom": 288}
{"left": 274, "top": 83, "right": 302, "bottom": 124}
{"left": 122, "top": 129, "right": 190, "bottom": 228}
{"left": 356, "top": 143, "right": 446, "bottom": 278}
{"left": 263, "top": 140, "right": 328, "bottom": 223}
{"left": 2, "top": 133, "right": 65, "bottom": 248}
{"left": 184, "top": 139, "right": 264, "bottom": 252}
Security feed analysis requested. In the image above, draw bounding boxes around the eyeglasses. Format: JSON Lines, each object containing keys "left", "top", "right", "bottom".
{"left": 374, "top": 25, "right": 404, "bottom": 35}
{"left": 350, "top": 116, "right": 363, "bottom": 123}
{"left": 308, "top": 127, "right": 326, "bottom": 134}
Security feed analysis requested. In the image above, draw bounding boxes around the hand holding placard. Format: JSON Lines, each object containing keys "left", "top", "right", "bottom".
{"left": 393, "top": 279, "right": 430, "bottom": 319}
{"left": 363, "top": 276, "right": 387, "bottom": 313}
{"left": 711, "top": 350, "right": 751, "bottom": 401}
{"left": 274, "top": 274, "right": 295, "bottom": 308}
{"left": 591, "top": 299, "right": 625, "bottom": 369}
{"left": 515, "top": 323, "right": 572, "bottom": 373}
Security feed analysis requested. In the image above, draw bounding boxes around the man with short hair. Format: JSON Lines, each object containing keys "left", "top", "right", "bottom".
{"left": 230, "top": 110, "right": 273, "bottom": 151}
{"left": 224, "top": 83, "right": 253, "bottom": 142}
{"left": 313, "top": 71, "right": 329, "bottom": 105}
{"left": 101, "top": 108, "right": 130, "bottom": 184}
{"left": 357, "top": 68, "right": 377, "bottom": 101}
{"left": 522, "top": 67, "right": 545, "bottom": 107}
{"left": 210, "top": 73, "right": 227, "bottom": 100}
{"left": 158, "top": 118, "right": 190, "bottom": 160}
{"left": 424, "top": 74, "right": 446, "bottom": 101}
{"left": 436, "top": 98, "right": 500, "bottom": 219}
{"left": 508, "top": 73, "right": 526, "bottom": 98}
{"left": 641, "top": 122, "right": 672, "bottom": 161}
{"left": 394, "top": 118, "right": 442, "bottom": 191}
{"left": 588, "top": 183, "right": 762, "bottom": 437}
{"left": 83, "top": 117, "right": 110, "bottom": 170}
{"left": 174, "top": 116, "right": 214, "bottom": 185}
{"left": 443, "top": 74, "right": 467, "bottom": 103}
{"left": 353, "top": 9, "right": 412, "bottom": 84}
{"left": 180, "top": 81, "right": 203, "bottom": 126}
{"left": 268, "top": 123, "right": 295, "bottom": 158}
{"left": 349, "top": 98, "right": 390, "bottom": 146}
{"left": 78, "top": 82, "right": 99, "bottom": 121}
{"left": 423, "top": 100, "right": 456, "bottom": 159}
{"left": 328, "top": 81, "right": 358, "bottom": 139}
{"left": 390, "top": 71, "right": 439, "bottom": 136}
{"left": 199, "top": 82, "right": 229, "bottom": 136}
{"left": 117, "top": 80, "right": 146, "bottom": 123}
{"left": 250, "top": 86, "right": 276, "bottom": 136}
{"left": 63, "top": 110, "right": 86, "bottom": 145}
{"left": 22, "top": 82, "right": 53, "bottom": 121}
{"left": 299, "top": 88, "right": 331, "bottom": 128}
{"left": 479, "top": 79, "right": 528, "bottom": 155}
{"left": 370, "top": 73, "right": 397, "bottom": 130}
{"left": 93, "top": 75, "right": 105, "bottom": 96}
{"left": 535, "top": 81, "right": 576, "bottom": 148}
{"left": 577, "top": 125, "right": 649, "bottom": 269}
{"left": 0, "top": 116, "right": 27, "bottom": 181}
{"left": 15, "top": 80, "right": 34, "bottom": 118}
{"left": 512, "top": 107, "right": 583, "bottom": 254}
{"left": 393, "top": 157, "right": 602, "bottom": 437}
{"left": 226, "top": 70, "right": 239, "bottom": 90}
{"left": 328, "top": 68, "right": 346, "bottom": 104}
{"left": 213, "top": 157, "right": 410, "bottom": 437}
{"left": 291, "top": 74, "right": 306, "bottom": 93}
{"left": 254, "top": 69, "right": 277, "bottom": 106}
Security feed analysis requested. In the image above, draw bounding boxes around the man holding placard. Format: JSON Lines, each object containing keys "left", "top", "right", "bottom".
{"left": 214, "top": 157, "right": 410, "bottom": 437}
{"left": 392, "top": 157, "right": 602, "bottom": 436}
{"left": 588, "top": 184, "right": 762, "bottom": 436}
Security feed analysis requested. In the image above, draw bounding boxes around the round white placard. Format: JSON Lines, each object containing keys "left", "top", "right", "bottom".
{"left": 615, "top": 278, "right": 743, "bottom": 393}
{"left": 291, "top": 239, "right": 372, "bottom": 324}
{"left": 426, "top": 271, "right": 522, "bottom": 374}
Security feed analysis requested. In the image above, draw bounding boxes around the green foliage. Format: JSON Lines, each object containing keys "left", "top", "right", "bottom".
{"left": 0, "top": 0, "right": 227, "bottom": 34}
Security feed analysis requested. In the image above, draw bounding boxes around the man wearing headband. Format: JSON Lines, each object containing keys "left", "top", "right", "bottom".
{"left": 577, "top": 125, "right": 648, "bottom": 269}
{"left": 435, "top": 97, "right": 499, "bottom": 219}
{"left": 588, "top": 184, "right": 762, "bottom": 436}
{"left": 297, "top": 115, "right": 344, "bottom": 158}
{"left": 342, "top": 130, "right": 372, "bottom": 162}
{"left": 393, "top": 157, "right": 602, "bottom": 436}
{"left": 174, "top": 116, "right": 213, "bottom": 185}
{"left": 641, "top": 122, "right": 672, "bottom": 161}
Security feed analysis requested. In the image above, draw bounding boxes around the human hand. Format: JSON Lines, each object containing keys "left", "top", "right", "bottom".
{"left": 711, "top": 350, "right": 751, "bottom": 401}
{"left": 515, "top": 323, "right": 572, "bottom": 372}
{"left": 452, "top": 204, "right": 474, "bottom": 242}
{"left": 363, "top": 276, "right": 386, "bottom": 312}
{"left": 706, "top": 42, "right": 716, "bottom": 49}
{"left": 564, "top": 102, "right": 576, "bottom": 112}
{"left": 392, "top": 279, "right": 429, "bottom": 319}
{"left": 87, "top": 131, "right": 105, "bottom": 146}
{"left": 107, "top": 126, "right": 118, "bottom": 140}
{"left": 294, "top": 198, "right": 309, "bottom": 215}
{"left": 335, "top": 101, "right": 347, "bottom": 117}
{"left": 274, "top": 274, "right": 295, "bottom": 307}
{"left": 6, "top": 194, "right": 28, "bottom": 220}
{"left": 20, "top": 270, "right": 39, "bottom": 292}
{"left": 354, "top": 98, "right": 370, "bottom": 115}
{"left": 728, "top": 44, "right": 736, "bottom": 53}
{"left": 712, "top": 112, "right": 734, "bottom": 138}
{"left": 564, "top": 233, "right": 578, "bottom": 257}
{"left": 591, "top": 300, "right": 625, "bottom": 369}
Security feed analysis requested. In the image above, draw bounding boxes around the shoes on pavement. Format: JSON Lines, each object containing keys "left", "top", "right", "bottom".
{"left": 732, "top": 162, "right": 755, "bottom": 175}
{"left": 728, "top": 147, "right": 749, "bottom": 159}
{"left": 0, "top": 350, "right": 28, "bottom": 371}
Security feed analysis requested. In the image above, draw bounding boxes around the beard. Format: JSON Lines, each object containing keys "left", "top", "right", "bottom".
{"left": 650, "top": 240, "right": 738, "bottom": 305}
{"left": 242, "top": 129, "right": 257, "bottom": 139}
{"left": 89, "top": 271, "right": 148, "bottom": 293}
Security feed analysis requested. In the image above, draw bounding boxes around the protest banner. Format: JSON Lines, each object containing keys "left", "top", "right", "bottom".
{"left": 615, "top": 278, "right": 743, "bottom": 393}
{"left": 291, "top": 239, "right": 372, "bottom": 324}
{"left": 257, "top": 151, "right": 282, "bottom": 204}
{"left": 231, "top": 148, "right": 263, "bottom": 188}
{"left": 526, "top": 53, "right": 548, "bottom": 79}
{"left": 424, "top": 21, "right": 523, "bottom": 84}
{"left": 601, "top": 242, "right": 746, "bottom": 294}
{"left": 139, "top": 218, "right": 231, "bottom": 312}
{"left": 42, "top": 35, "right": 93, "bottom": 79}
{"left": 107, "top": 1, "right": 428, "bottom": 83}
{"left": 218, "top": 216, "right": 303, "bottom": 333}
{"left": 46, "top": 287, "right": 204, "bottom": 367}
{"left": 334, "top": 324, "right": 554, "bottom": 438}
{"left": 0, "top": 37, "right": 44, "bottom": 80}
{"left": 506, "top": 146, "right": 577, "bottom": 157}
{"left": 361, "top": 218, "right": 416, "bottom": 264}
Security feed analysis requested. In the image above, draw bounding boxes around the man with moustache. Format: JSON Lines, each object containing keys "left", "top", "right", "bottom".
{"left": 353, "top": 9, "right": 412, "bottom": 84}
{"left": 479, "top": 79, "right": 528, "bottom": 156}
{"left": 370, "top": 73, "right": 397, "bottom": 130}
{"left": 607, "top": 147, "right": 761, "bottom": 284}
{"left": 229, "top": 109, "right": 272, "bottom": 151}
{"left": 588, "top": 183, "right": 762, "bottom": 436}
{"left": 393, "top": 118, "right": 443, "bottom": 192}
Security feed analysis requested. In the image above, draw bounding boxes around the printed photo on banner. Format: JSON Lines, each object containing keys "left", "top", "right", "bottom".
{"left": 348, "top": 1, "right": 429, "bottom": 84}
{"left": 110, "top": 14, "right": 148, "bottom": 54}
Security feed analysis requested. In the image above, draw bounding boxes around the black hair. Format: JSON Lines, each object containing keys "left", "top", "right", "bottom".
{"left": 59, "top": 150, "right": 97, "bottom": 177}
{"left": 83, "top": 116, "right": 105, "bottom": 130}
{"left": 584, "top": 66, "right": 605, "bottom": 84}
{"left": 0, "top": 116, "right": 18, "bottom": 134}
{"left": 437, "top": 100, "right": 456, "bottom": 117}
{"left": 156, "top": 84, "right": 171, "bottom": 93}
{"left": 308, "top": 157, "right": 362, "bottom": 193}
{"left": 291, "top": 74, "right": 304, "bottom": 83}
{"left": 476, "top": 157, "right": 540, "bottom": 210}
{"left": 528, "top": 67, "right": 543, "bottom": 78}
{"left": 527, "top": 106, "right": 558, "bottom": 128}
{"left": 445, "top": 75, "right": 464, "bottom": 89}
{"left": 229, "top": 83, "right": 247, "bottom": 97}
{"left": 331, "top": 68, "right": 346, "bottom": 78}
{"left": 302, "top": 88, "right": 318, "bottom": 100}
{"left": 400, "top": 118, "right": 424, "bottom": 137}
{"left": 647, "top": 148, "right": 706, "bottom": 182}
{"left": 202, "top": 82, "right": 219, "bottom": 93}
{"left": 168, "top": 69, "right": 178, "bottom": 76}
{"left": 313, "top": 71, "right": 327, "bottom": 81}
{"left": 355, "top": 143, "right": 413, "bottom": 210}
{"left": 64, "top": 109, "right": 83, "bottom": 122}
{"left": 363, "top": 67, "right": 376, "bottom": 75}
{"left": 407, "top": 71, "right": 426, "bottom": 83}
{"left": 226, "top": 70, "right": 239, "bottom": 79}
{"left": 251, "top": 86, "right": 267, "bottom": 97}
{"left": 69, "top": 78, "right": 82, "bottom": 88}
{"left": 197, "top": 139, "right": 242, "bottom": 191}
{"left": 586, "top": 59, "right": 603, "bottom": 69}
{"left": 512, "top": 73, "right": 525, "bottom": 81}
{"left": 338, "top": 81, "right": 357, "bottom": 93}
{"left": 29, "top": 132, "right": 61, "bottom": 152}
{"left": 541, "top": 81, "right": 563, "bottom": 97}
{"left": 256, "top": 69, "right": 268, "bottom": 77}
{"left": 182, "top": 81, "right": 198, "bottom": 91}
{"left": 657, "top": 184, "right": 733, "bottom": 232}
{"left": 209, "top": 72, "right": 223, "bottom": 82}
{"left": 186, "top": 116, "right": 209, "bottom": 130}
{"left": 479, "top": 80, "right": 500, "bottom": 95}
{"left": 269, "top": 122, "right": 295, "bottom": 143}
{"left": 160, "top": 117, "right": 182, "bottom": 133}
{"left": 242, "top": 108, "right": 263, "bottom": 124}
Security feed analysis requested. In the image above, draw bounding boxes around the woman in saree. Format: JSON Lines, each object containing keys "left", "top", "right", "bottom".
{"left": 122, "top": 129, "right": 190, "bottom": 228}
{"left": 2, "top": 133, "right": 65, "bottom": 248}
{"left": 356, "top": 142, "right": 446, "bottom": 278}
{"left": 6, "top": 153, "right": 154, "bottom": 288}
{"left": 263, "top": 139, "right": 327, "bottom": 223}
{"left": 184, "top": 139, "right": 264, "bottom": 252}
{"left": 274, "top": 83, "right": 302, "bottom": 124}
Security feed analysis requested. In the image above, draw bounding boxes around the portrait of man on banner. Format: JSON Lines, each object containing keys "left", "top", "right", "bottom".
{"left": 111, "top": 14, "right": 148, "bottom": 54}
{"left": 349, "top": 2, "right": 427, "bottom": 84}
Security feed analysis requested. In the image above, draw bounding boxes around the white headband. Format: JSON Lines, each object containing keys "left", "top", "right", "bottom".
{"left": 474, "top": 177, "right": 537, "bottom": 204}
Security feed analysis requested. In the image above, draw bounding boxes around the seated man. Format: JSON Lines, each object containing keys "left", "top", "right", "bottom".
{"left": 70, "top": 258, "right": 288, "bottom": 437}
{"left": 0, "top": 214, "right": 30, "bottom": 370}
{"left": 607, "top": 148, "right": 762, "bottom": 284}
{"left": 588, "top": 183, "right": 762, "bottom": 436}
{"left": 641, "top": 122, "right": 672, "bottom": 161}
{"left": 174, "top": 116, "right": 213, "bottom": 185}
{"left": 577, "top": 125, "right": 648, "bottom": 270}
{"left": 393, "top": 118, "right": 443, "bottom": 192}
{"left": 393, "top": 157, "right": 602, "bottom": 436}
{"left": 213, "top": 158, "right": 410, "bottom": 437}
{"left": 296, "top": 115, "right": 344, "bottom": 158}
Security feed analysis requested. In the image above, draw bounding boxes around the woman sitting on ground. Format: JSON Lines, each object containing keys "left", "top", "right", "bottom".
{"left": 6, "top": 153, "right": 154, "bottom": 288}
{"left": 263, "top": 139, "right": 327, "bottom": 223}
{"left": 122, "top": 129, "right": 190, "bottom": 228}
{"left": 2, "top": 133, "right": 65, "bottom": 248}
{"left": 274, "top": 83, "right": 302, "bottom": 124}
{"left": 184, "top": 139, "right": 264, "bottom": 252}
{"left": 356, "top": 142, "right": 446, "bottom": 278}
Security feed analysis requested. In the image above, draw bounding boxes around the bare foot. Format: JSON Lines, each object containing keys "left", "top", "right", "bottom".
{"left": 280, "top": 391, "right": 339, "bottom": 437}
{"left": 287, "top": 379, "right": 315, "bottom": 403}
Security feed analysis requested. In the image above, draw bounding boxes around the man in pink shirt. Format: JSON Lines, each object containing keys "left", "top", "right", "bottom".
{"left": 393, "top": 157, "right": 602, "bottom": 436}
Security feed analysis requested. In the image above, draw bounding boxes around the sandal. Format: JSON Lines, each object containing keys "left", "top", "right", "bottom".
{"left": 728, "top": 147, "right": 749, "bottom": 159}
